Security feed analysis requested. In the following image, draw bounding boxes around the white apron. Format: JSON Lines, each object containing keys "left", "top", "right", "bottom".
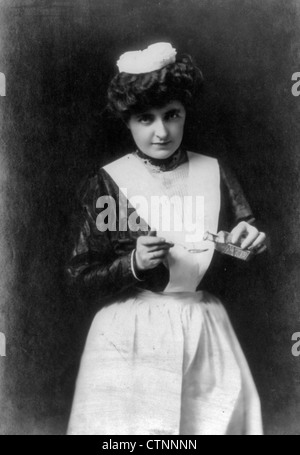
{"left": 67, "top": 153, "right": 263, "bottom": 435}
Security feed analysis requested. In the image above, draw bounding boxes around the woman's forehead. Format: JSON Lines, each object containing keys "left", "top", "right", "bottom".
{"left": 137, "top": 101, "right": 185, "bottom": 115}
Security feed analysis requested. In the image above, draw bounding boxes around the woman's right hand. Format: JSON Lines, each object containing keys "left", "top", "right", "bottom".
{"left": 135, "top": 230, "right": 174, "bottom": 271}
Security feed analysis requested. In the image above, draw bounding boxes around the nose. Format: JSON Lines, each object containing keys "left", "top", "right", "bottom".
{"left": 154, "top": 119, "right": 169, "bottom": 141}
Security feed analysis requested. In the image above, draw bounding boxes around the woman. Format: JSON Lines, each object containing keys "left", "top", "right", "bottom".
{"left": 66, "top": 42, "right": 267, "bottom": 435}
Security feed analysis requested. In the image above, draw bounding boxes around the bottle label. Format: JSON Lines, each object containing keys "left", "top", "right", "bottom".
{"left": 215, "top": 243, "right": 253, "bottom": 261}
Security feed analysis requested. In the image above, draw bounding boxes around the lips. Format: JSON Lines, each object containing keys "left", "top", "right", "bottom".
{"left": 152, "top": 141, "right": 171, "bottom": 146}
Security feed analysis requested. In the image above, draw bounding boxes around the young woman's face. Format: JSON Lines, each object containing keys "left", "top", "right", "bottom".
{"left": 127, "top": 101, "right": 186, "bottom": 159}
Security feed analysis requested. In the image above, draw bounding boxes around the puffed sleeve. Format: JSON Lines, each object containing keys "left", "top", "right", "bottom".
{"left": 218, "top": 159, "right": 256, "bottom": 230}
{"left": 219, "top": 158, "right": 270, "bottom": 251}
{"left": 65, "top": 169, "right": 141, "bottom": 301}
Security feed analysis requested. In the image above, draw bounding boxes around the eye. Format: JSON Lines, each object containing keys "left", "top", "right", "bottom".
{"left": 137, "top": 114, "right": 153, "bottom": 124}
{"left": 165, "top": 109, "right": 181, "bottom": 120}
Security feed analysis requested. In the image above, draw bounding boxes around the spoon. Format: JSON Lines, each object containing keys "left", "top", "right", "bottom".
{"left": 165, "top": 242, "right": 209, "bottom": 254}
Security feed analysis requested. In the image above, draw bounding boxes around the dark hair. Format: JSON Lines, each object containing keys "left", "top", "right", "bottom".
{"left": 107, "top": 54, "right": 204, "bottom": 122}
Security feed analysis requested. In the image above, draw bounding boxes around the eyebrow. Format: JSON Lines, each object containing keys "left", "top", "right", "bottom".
{"left": 137, "top": 107, "right": 182, "bottom": 117}
{"left": 165, "top": 108, "right": 181, "bottom": 115}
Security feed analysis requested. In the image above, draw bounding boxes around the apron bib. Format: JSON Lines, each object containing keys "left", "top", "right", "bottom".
{"left": 104, "top": 152, "right": 220, "bottom": 291}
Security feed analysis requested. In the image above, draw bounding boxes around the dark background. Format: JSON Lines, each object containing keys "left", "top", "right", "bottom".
{"left": 0, "top": 0, "right": 299, "bottom": 435}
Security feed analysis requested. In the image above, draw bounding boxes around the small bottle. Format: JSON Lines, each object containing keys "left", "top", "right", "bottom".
{"left": 203, "top": 231, "right": 254, "bottom": 261}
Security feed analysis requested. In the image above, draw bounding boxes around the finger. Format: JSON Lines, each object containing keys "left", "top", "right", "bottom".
{"left": 140, "top": 236, "right": 167, "bottom": 245}
{"left": 240, "top": 229, "right": 260, "bottom": 249}
{"left": 148, "top": 230, "right": 157, "bottom": 237}
{"left": 149, "top": 250, "right": 168, "bottom": 260}
{"left": 248, "top": 232, "right": 266, "bottom": 250}
{"left": 147, "top": 243, "right": 174, "bottom": 252}
{"left": 253, "top": 244, "right": 267, "bottom": 255}
{"left": 230, "top": 222, "right": 249, "bottom": 244}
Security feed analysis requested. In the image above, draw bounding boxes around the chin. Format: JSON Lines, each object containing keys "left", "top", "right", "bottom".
{"left": 149, "top": 148, "right": 176, "bottom": 159}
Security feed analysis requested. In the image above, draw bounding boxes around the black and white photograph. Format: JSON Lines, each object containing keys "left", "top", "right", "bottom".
{"left": 0, "top": 0, "right": 299, "bottom": 436}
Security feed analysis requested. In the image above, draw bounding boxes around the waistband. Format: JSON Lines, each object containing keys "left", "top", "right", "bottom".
{"left": 135, "top": 288, "right": 210, "bottom": 304}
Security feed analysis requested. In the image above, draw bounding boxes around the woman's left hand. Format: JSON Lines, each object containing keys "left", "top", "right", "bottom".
{"left": 230, "top": 221, "right": 267, "bottom": 254}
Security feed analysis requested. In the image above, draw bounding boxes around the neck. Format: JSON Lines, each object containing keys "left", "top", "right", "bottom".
{"left": 135, "top": 147, "right": 186, "bottom": 171}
